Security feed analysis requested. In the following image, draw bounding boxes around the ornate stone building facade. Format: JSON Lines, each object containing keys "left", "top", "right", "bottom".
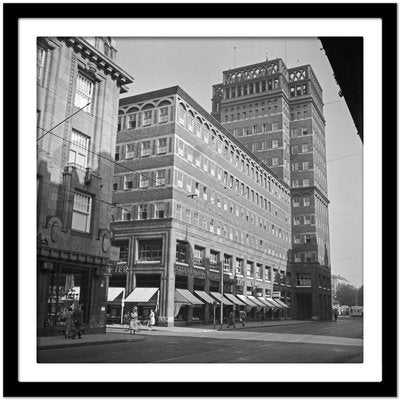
{"left": 37, "top": 37, "right": 133, "bottom": 335}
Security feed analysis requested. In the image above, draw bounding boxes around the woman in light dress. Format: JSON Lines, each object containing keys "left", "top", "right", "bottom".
{"left": 148, "top": 309, "right": 155, "bottom": 330}
{"left": 129, "top": 307, "right": 141, "bottom": 334}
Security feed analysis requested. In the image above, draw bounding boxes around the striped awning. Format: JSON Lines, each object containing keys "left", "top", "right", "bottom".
{"left": 237, "top": 294, "right": 259, "bottom": 307}
{"left": 194, "top": 290, "right": 215, "bottom": 304}
{"left": 224, "top": 293, "right": 246, "bottom": 306}
{"left": 255, "top": 296, "right": 272, "bottom": 307}
{"left": 125, "top": 287, "right": 158, "bottom": 303}
{"left": 175, "top": 289, "right": 204, "bottom": 305}
{"left": 210, "top": 292, "right": 234, "bottom": 305}
{"left": 267, "top": 298, "right": 284, "bottom": 308}
{"left": 248, "top": 295, "right": 265, "bottom": 307}
{"left": 274, "top": 298, "right": 290, "bottom": 308}
{"left": 263, "top": 297, "right": 277, "bottom": 307}
{"left": 107, "top": 287, "right": 125, "bottom": 302}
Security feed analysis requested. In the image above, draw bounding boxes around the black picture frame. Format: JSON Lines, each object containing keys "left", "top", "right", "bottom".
{"left": 4, "top": 2, "right": 396, "bottom": 397}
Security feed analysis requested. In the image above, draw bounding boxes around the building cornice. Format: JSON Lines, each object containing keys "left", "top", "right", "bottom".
{"left": 59, "top": 37, "right": 134, "bottom": 87}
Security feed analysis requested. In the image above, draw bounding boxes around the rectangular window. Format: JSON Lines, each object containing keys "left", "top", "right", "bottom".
{"left": 127, "top": 114, "right": 137, "bottom": 129}
{"left": 272, "top": 157, "right": 279, "bottom": 166}
{"left": 125, "top": 143, "right": 135, "bottom": 159}
{"left": 138, "top": 239, "right": 162, "bottom": 261}
{"left": 203, "top": 186, "right": 208, "bottom": 200}
{"left": 303, "top": 179, "right": 310, "bottom": 187}
{"left": 187, "top": 116, "right": 194, "bottom": 132}
{"left": 292, "top": 163, "right": 298, "bottom": 171}
{"left": 71, "top": 193, "right": 92, "bottom": 232}
{"left": 294, "top": 235, "right": 301, "bottom": 244}
{"left": 246, "top": 262, "right": 254, "bottom": 277}
{"left": 303, "top": 161, "right": 310, "bottom": 170}
{"left": 37, "top": 47, "right": 46, "bottom": 83}
{"left": 176, "top": 171, "right": 183, "bottom": 188}
{"left": 302, "top": 143, "right": 310, "bottom": 153}
{"left": 175, "top": 204, "right": 182, "bottom": 220}
{"left": 304, "top": 215, "right": 311, "bottom": 225}
{"left": 256, "top": 264, "right": 262, "bottom": 279}
{"left": 143, "top": 110, "right": 152, "bottom": 126}
{"left": 159, "top": 107, "right": 168, "bottom": 123}
{"left": 292, "top": 145, "right": 298, "bottom": 155}
{"left": 69, "top": 130, "right": 90, "bottom": 169}
{"left": 122, "top": 208, "right": 131, "bottom": 221}
{"left": 195, "top": 121, "right": 202, "bottom": 138}
{"left": 155, "top": 203, "right": 165, "bottom": 219}
{"left": 304, "top": 197, "right": 311, "bottom": 207}
{"left": 294, "top": 216, "right": 300, "bottom": 225}
{"left": 235, "top": 258, "right": 244, "bottom": 275}
{"left": 292, "top": 180, "right": 300, "bottom": 188}
{"left": 138, "top": 204, "right": 148, "bottom": 220}
{"left": 194, "top": 246, "right": 205, "bottom": 266}
{"left": 74, "top": 73, "right": 93, "bottom": 112}
{"left": 223, "top": 255, "right": 232, "bottom": 272}
{"left": 139, "top": 173, "right": 150, "bottom": 188}
{"left": 272, "top": 122, "right": 279, "bottom": 131}
{"left": 157, "top": 138, "right": 168, "bottom": 154}
{"left": 124, "top": 174, "right": 134, "bottom": 190}
{"left": 156, "top": 169, "right": 166, "bottom": 186}
{"left": 178, "top": 108, "right": 186, "bottom": 125}
{"left": 141, "top": 141, "right": 151, "bottom": 157}
{"left": 210, "top": 251, "right": 219, "bottom": 268}
{"left": 293, "top": 198, "right": 300, "bottom": 207}
{"left": 115, "top": 146, "right": 120, "bottom": 161}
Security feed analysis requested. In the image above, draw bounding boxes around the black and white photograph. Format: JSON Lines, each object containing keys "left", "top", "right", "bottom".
{"left": 36, "top": 36, "right": 364, "bottom": 364}
{"left": 5, "top": 2, "right": 396, "bottom": 397}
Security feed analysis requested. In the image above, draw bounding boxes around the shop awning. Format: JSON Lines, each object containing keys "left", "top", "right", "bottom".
{"left": 194, "top": 290, "right": 215, "bottom": 304}
{"left": 262, "top": 297, "right": 277, "bottom": 307}
{"left": 125, "top": 287, "right": 158, "bottom": 303}
{"left": 255, "top": 296, "right": 272, "bottom": 307}
{"left": 237, "top": 294, "right": 259, "bottom": 307}
{"left": 175, "top": 289, "right": 204, "bottom": 305}
{"left": 107, "top": 287, "right": 125, "bottom": 302}
{"left": 224, "top": 293, "right": 246, "bottom": 306}
{"left": 274, "top": 298, "right": 290, "bottom": 308}
{"left": 248, "top": 295, "right": 266, "bottom": 307}
{"left": 267, "top": 297, "right": 283, "bottom": 308}
{"left": 210, "top": 292, "right": 234, "bottom": 305}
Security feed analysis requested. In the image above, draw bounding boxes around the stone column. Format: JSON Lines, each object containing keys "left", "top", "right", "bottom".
{"left": 165, "top": 229, "right": 176, "bottom": 327}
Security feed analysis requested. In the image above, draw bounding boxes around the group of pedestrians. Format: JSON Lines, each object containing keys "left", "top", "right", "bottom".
{"left": 62, "top": 304, "right": 84, "bottom": 339}
{"left": 226, "top": 310, "right": 247, "bottom": 328}
{"left": 125, "top": 307, "right": 156, "bottom": 334}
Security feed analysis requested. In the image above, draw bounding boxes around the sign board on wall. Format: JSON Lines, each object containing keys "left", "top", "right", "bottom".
{"left": 272, "top": 291, "right": 281, "bottom": 298}
{"left": 110, "top": 246, "right": 120, "bottom": 262}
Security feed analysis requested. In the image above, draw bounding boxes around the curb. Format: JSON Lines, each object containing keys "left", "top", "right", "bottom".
{"left": 38, "top": 337, "right": 144, "bottom": 350}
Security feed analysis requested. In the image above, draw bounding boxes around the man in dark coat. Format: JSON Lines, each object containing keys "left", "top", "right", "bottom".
{"left": 72, "top": 304, "right": 83, "bottom": 339}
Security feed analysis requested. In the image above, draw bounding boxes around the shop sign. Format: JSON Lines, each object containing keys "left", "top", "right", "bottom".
{"left": 272, "top": 291, "right": 281, "bottom": 298}
{"left": 250, "top": 281, "right": 260, "bottom": 287}
{"left": 209, "top": 271, "right": 220, "bottom": 281}
{"left": 175, "top": 264, "right": 191, "bottom": 276}
{"left": 108, "top": 263, "right": 128, "bottom": 274}
{"left": 193, "top": 268, "right": 206, "bottom": 279}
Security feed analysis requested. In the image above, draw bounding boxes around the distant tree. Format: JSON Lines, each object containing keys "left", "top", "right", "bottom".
{"left": 336, "top": 283, "right": 357, "bottom": 306}
{"left": 357, "top": 285, "right": 363, "bottom": 306}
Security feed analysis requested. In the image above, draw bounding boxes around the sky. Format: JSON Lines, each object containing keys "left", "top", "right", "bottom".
{"left": 114, "top": 37, "right": 363, "bottom": 287}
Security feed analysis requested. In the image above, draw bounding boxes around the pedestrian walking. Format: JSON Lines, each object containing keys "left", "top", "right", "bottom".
{"left": 227, "top": 311, "right": 236, "bottom": 328}
{"left": 63, "top": 307, "right": 73, "bottom": 338}
{"left": 147, "top": 309, "right": 156, "bottom": 330}
{"left": 239, "top": 310, "right": 246, "bottom": 327}
{"left": 71, "top": 304, "right": 83, "bottom": 339}
{"left": 333, "top": 308, "right": 338, "bottom": 322}
{"left": 129, "top": 307, "right": 141, "bottom": 334}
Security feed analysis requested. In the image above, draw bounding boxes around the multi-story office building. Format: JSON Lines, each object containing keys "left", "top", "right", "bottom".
{"left": 211, "top": 59, "right": 332, "bottom": 320}
{"left": 111, "top": 86, "right": 292, "bottom": 326}
{"left": 37, "top": 37, "right": 133, "bottom": 335}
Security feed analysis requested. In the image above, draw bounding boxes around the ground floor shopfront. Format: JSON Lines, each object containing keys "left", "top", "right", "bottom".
{"left": 37, "top": 245, "right": 109, "bottom": 336}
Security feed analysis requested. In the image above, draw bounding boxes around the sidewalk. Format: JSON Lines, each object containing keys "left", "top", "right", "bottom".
{"left": 37, "top": 319, "right": 313, "bottom": 350}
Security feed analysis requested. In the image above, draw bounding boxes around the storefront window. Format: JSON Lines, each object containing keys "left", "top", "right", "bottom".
{"left": 45, "top": 266, "right": 88, "bottom": 328}
{"left": 138, "top": 239, "right": 162, "bottom": 261}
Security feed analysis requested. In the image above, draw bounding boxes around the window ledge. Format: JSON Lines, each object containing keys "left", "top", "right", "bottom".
{"left": 194, "top": 265, "right": 205, "bottom": 270}
{"left": 175, "top": 261, "right": 189, "bottom": 266}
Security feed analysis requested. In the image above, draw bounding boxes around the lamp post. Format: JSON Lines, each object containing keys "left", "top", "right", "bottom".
{"left": 213, "top": 301, "right": 217, "bottom": 329}
{"left": 219, "top": 261, "right": 225, "bottom": 330}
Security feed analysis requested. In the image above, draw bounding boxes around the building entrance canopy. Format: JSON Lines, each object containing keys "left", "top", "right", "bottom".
{"left": 273, "top": 298, "right": 290, "bottom": 308}
{"left": 125, "top": 287, "right": 158, "bottom": 303}
{"left": 175, "top": 289, "right": 204, "bottom": 305}
{"left": 224, "top": 293, "right": 246, "bottom": 306}
{"left": 210, "top": 292, "right": 234, "bottom": 305}
{"left": 107, "top": 287, "right": 125, "bottom": 302}
{"left": 194, "top": 290, "right": 215, "bottom": 304}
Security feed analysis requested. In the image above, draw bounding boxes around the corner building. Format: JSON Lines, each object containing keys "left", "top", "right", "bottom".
{"left": 111, "top": 86, "right": 292, "bottom": 326}
{"left": 211, "top": 59, "right": 332, "bottom": 320}
{"left": 37, "top": 37, "right": 133, "bottom": 335}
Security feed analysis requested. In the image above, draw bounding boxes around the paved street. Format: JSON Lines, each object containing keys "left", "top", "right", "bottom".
{"left": 37, "top": 318, "right": 362, "bottom": 363}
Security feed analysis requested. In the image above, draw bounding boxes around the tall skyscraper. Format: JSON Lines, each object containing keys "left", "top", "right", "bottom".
{"left": 212, "top": 59, "right": 331, "bottom": 319}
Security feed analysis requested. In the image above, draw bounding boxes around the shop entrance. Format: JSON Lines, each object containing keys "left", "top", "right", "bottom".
{"left": 296, "top": 293, "right": 313, "bottom": 319}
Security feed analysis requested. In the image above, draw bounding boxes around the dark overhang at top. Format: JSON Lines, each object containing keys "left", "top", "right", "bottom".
{"left": 319, "top": 37, "right": 363, "bottom": 142}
